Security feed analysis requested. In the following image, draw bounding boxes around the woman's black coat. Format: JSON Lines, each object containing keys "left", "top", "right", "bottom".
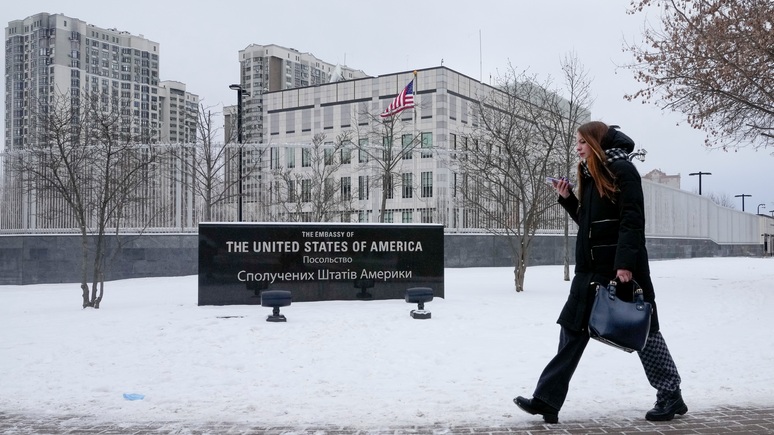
{"left": 556, "top": 159, "right": 660, "bottom": 333}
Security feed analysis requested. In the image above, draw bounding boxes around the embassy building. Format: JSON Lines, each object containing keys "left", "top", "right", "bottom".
{"left": 256, "top": 66, "right": 490, "bottom": 230}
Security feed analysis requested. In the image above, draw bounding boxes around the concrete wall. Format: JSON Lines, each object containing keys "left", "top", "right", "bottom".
{"left": 0, "top": 234, "right": 198, "bottom": 285}
{"left": 642, "top": 181, "right": 762, "bottom": 243}
{"left": 443, "top": 233, "right": 761, "bottom": 268}
{"left": 0, "top": 233, "right": 762, "bottom": 285}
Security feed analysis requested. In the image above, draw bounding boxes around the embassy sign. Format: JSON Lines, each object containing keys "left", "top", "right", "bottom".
{"left": 198, "top": 223, "right": 444, "bottom": 305}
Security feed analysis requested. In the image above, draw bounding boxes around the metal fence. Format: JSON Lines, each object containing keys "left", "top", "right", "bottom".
{"left": 0, "top": 144, "right": 764, "bottom": 245}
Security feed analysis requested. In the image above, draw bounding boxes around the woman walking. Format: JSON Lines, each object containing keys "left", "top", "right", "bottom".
{"left": 514, "top": 121, "right": 687, "bottom": 424}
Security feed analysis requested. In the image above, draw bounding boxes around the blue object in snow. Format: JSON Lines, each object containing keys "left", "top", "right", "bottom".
{"left": 123, "top": 393, "right": 145, "bottom": 401}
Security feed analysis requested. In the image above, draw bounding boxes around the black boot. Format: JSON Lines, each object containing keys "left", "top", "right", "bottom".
{"left": 514, "top": 396, "right": 559, "bottom": 424}
{"left": 645, "top": 389, "right": 688, "bottom": 421}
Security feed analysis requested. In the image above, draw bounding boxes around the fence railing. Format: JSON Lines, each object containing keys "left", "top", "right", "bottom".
{"left": 0, "top": 145, "right": 764, "bottom": 245}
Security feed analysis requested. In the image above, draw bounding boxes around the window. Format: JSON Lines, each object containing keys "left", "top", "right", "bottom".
{"left": 301, "top": 179, "right": 311, "bottom": 202}
{"left": 286, "top": 147, "right": 295, "bottom": 168}
{"left": 402, "top": 134, "right": 413, "bottom": 160}
{"left": 384, "top": 211, "right": 394, "bottom": 223}
{"left": 324, "top": 145, "right": 334, "bottom": 166}
{"left": 270, "top": 147, "right": 279, "bottom": 169}
{"left": 421, "top": 171, "right": 433, "bottom": 198}
{"left": 358, "top": 175, "right": 369, "bottom": 200}
{"left": 272, "top": 181, "right": 281, "bottom": 202}
{"left": 402, "top": 173, "right": 413, "bottom": 199}
{"left": 402, "top": 210, "right": 413, "bottom": 223}
{"left": 341, "top": 177, "right": 351, "bottom": 201}
{"left": 358, "top": 138, "right": 369, "bottom": 163}
{"left": 302, "top": 148, "right": 311, "bottom": 167}
{"left": 287, "top": 179, "right": 296, "bottom": 202}
{"left": 341, "top": 145, "right": 351, "bottom": 164}
{"left": 382, "top": 136, "right": 392, "bottom": 161}
{"left": 421, "top": 209, "right": 433, "bottom": 223}
{"left": 421, "top": 132, "right": 432, "bottom": 158}
{"left": 324, "top": 178, "right": 335, "bottom": 199}
{"left": 385, "top": 174, "right": 394, "bottom": 199}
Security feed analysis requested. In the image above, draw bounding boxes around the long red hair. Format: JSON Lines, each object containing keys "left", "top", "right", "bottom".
{"left": 577, "top": 121, "right": 617, "bottom": 200}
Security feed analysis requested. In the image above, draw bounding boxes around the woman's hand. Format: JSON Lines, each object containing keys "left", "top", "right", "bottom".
{"left": 616, "top": 269, "right": 633, "bottom": 283}
{"left": 551, "top": 178, "right": 572, "bottom": 199}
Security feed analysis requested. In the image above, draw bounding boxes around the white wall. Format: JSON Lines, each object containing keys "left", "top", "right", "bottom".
{"left": 643, "top": 179, "right": 762, "bottom": 244}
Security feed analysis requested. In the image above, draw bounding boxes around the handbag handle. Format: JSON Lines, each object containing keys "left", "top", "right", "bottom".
{"left": 597, "top": 279, "right": 648, "bottom": 311}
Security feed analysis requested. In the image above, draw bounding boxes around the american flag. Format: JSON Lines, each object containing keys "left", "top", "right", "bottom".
{"left": 380, "top": 80, "right": 415, "bottom": 118}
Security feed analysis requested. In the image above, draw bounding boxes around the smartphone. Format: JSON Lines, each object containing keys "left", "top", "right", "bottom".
{"left": 546, "top": 176, "right": 574, "bottom": 187}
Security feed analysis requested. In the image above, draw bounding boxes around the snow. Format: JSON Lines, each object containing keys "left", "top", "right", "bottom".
{"left": 1, "top": 257, "right": 773, "bottom": 429}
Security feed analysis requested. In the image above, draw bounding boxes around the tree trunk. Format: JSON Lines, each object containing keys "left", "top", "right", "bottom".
{"left": 89, "top": 237, "right": 104, "bottom": 309}
{"left": 93, "top": 273, "right": 104, "bottom": 309}
{"left": 514, "top": 247, "right": 528, "bottom": 292}
{"left": 81, "top": 283, "right": 90, "bottom": 309}
{"left": 379, "top": 174, "right": 389, "bottom": 222}
{"left": 80, "top": 228, "right": 91, "bottom": 308}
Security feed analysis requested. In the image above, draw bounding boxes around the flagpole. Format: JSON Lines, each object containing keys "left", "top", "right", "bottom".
{"left": 412, "top": 70, "right": 418, "bottom": 131}
{"left": 379, "top": 73, "right": 418, "bottom": 222}
{"left": 413, "top": 70, "right": 418, "bottom": 218}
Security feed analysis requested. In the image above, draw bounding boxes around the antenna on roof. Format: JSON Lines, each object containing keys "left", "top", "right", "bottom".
{"left": 479, "top": 29, "right": 483, "bottom": 82}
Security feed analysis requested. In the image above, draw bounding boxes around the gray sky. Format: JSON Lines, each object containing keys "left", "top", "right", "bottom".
{"left": 3, "top": 0, "right": 772, "bottom": 213}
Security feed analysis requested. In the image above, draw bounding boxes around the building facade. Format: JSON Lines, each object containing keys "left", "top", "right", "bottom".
{"left": 229, "top": 44, "right": 369, "bottom": 144}
{"left": 158, "top": 80, "right": 199, "bottom": 144}
{"left": 257, "top": 67, "right": 486, "bottom": 228}
{"left": 643, "top": 168, "right": 681, "bottom": 189}
{"left": 5, "top": 13, "right": 166, "bottom": 149}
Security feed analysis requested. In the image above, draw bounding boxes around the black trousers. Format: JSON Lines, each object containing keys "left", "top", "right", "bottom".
{"left": 532, "top": 327, "right": 681, "bottom": 410}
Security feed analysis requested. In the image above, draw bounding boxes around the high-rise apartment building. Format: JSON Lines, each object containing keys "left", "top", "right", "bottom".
{"left": 3, "top": 13, "right": 204, "bottom": 232}
{"left": 229, "top": 44, "right": 368, "bottom": 144}
{"left": 158, "top": 80, "right": 199, "bottom": 144}
{"left": 5, "top": 12, "right": 162, "bottom": 149}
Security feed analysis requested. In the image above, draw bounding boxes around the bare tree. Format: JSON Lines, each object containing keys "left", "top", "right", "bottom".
{"left": 455, "top": 66, "right": 572, "bottom": 292}
{"left": 625, "top": 0, "right": 774, "bottom": 150}
{"left": 554, "top": 53, "right": 594, "bottom": 281}
{"left": 269, "top": 132, "right": 355, "bottom": 222}
{"left": 9, "top": 90, "right": 161, "bottom": 308}
{"left": 706, "top": 191, "right": 736, "bottom": 208}
{"left": 355, "top": 111, "right": 424, "bottom": 222}
{"left": 171, "top": 103, "right": 262, "bottom": 223}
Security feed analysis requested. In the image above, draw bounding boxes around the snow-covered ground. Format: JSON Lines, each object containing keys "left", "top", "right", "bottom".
{"left": 1, "top": 257, "right": 772, "bottom": 429}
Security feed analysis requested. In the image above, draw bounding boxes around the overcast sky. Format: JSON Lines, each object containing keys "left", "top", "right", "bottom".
{"left": 3, "top": 1, "right": 772, "bottom": 213}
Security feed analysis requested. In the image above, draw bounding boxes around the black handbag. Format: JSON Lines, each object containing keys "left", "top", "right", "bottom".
{"left": 588, "top": 279, "right": 652, "bottom": 353}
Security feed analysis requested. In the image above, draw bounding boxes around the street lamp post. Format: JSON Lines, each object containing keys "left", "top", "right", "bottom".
{"left": 229, "top": 84, "right": 250, "bottom": 222}
{"left": 688, "top": 171, "right": 712, "bottom": 195}
{"left": 628, "top": 149, "right": 647, "bottom": 162}
{"left": 735, "top": 194, "right": 751, "bottom": 212}
{"left": 757, "top": 203, "right": 766, "bottom": 215}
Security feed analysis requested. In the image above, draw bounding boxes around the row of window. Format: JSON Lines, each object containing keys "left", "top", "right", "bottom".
{"left": 277, "top": 172, "right": 434, "bottom": 204}
{"left": 266, "top": 133, "right": 434, "bottom": 170}
{"left": 280, "top": 208, "right": 433, "bottom": 224}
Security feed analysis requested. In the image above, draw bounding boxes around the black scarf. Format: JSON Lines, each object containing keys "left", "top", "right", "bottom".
{"left": 580, "top": 148, "right": 629, "bottom": 178}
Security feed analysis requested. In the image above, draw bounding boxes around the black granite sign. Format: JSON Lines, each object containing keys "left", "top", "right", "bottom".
{"left": 198, "top": 223, "right": 444, "bottom": 305}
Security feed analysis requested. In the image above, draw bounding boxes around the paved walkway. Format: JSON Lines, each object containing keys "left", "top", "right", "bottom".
{"left": 2, "top": 406, "right": 774, "bottom": 434}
